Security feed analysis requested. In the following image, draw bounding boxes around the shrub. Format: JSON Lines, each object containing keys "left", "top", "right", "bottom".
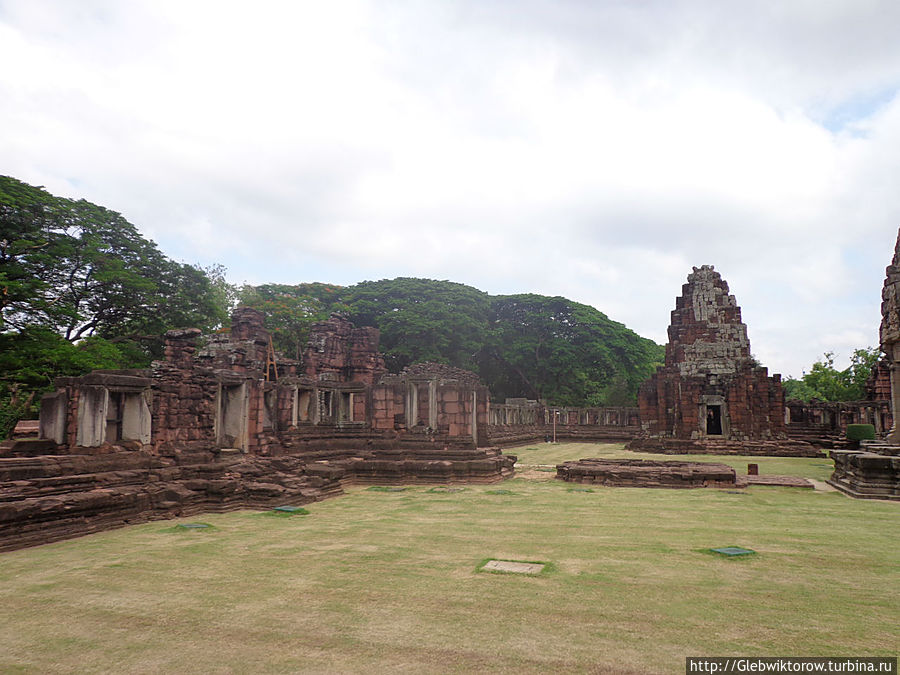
{"left": 846, "top": 424, "right": 876, "bottom": 442}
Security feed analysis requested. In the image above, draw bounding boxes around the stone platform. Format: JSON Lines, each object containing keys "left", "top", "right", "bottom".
{"left": 627, "top": 437, "right": 824, "bottom": 458}
{"left": 0, "top": 449, "right": 350, "bottom": 552}
{"left": 737, "top": 474, "right": 813, "bottom": 489}
{"left": 0, "top": 442, "right": 516, "bottom": 552}
{"left": 828, "top": 442, "right": 900, "bottom": 500}
{"left": 555, "top": 458, "right": 736, "bottom": 488}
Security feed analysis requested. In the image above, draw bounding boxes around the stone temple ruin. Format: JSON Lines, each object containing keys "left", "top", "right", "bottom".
{"left": 0, "top": 309, "right": 514, "bottom": 550}
{"left": 628, "top": 265, "right": 819, "bottom": 457}
{"left": 3, "top": 245, "right": 900, "bottom": 551}
{"left": 829, "top": 233, "right": 900, "bottom": 499}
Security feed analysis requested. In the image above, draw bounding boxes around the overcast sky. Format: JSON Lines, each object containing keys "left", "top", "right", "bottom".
{"left": 3, "top": 0, "right": 900, "bottom": 378}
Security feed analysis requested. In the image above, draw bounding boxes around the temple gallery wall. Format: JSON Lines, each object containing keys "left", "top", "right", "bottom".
{"left": 2, "top": 242, "right": 899, "bottom": 551}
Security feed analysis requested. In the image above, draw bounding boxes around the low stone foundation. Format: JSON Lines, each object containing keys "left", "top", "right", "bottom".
{"left": 487, "top": 424, "right": 639, "bottom": 448}
{"left": 0, "top": 444, "right": 515, "bottom": 552}
{"left": 0, "top": 449, "right": 344, "bottom": 552}
{"left": 828, "top": 442, "right": 900, "bottom": 500}
{"left": 627, "top": 437, "right": 824, "bottom": 458}
{"left": 555, "top": 458, "right": 736, "bottom": 488}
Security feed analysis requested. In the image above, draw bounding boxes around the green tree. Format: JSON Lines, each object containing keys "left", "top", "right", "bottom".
{"left": 239, "top": 277, "right": 665, "bottom": 406}
{"left": 0, "top": 176, "right": 234, "bottom": 435}
{"left": 342, "top": 278, "right": 490, "bottom": 372}
{"left": 846, "top": 347, "right": 881, "bottom": 398}
{"left": 782, "top": 377, "right": 819, "bottom": 402}
{"left": 0, "top": 176, "right": 77, "bottom": 331}
{"left": 1, "top": 177, "right": 232, "bottom": 339}
{"left": 783, "top": 348, "right": 880, "bottom": 402}
{"left": 485, "top": 294, "right": 663, "bottom": 405}
{"left": 1, "top": 176, "right": 229, "bottom": 341}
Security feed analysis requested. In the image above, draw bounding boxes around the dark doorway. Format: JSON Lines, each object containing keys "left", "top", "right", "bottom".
{"left": 706, "top": 405, "right": 723, "bottom": 435}
{"left": 105, "top": 392, "right": 124, "bottom": 442}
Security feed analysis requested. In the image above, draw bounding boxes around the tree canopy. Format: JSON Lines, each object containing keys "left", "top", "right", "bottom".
{"left": 782, "top": 348, "right": 881, "bottom": 402}
{"left": 239, "top": 277, "right": 665, "bottom": 406}
{"left": 343, "top": 278, "right": 491, "bottom": 373}
{"left": 1, "top": 176, "right": 229, "bottom": 342}
{"left": 484, "top": 294, "right": 663, "bottom": 405}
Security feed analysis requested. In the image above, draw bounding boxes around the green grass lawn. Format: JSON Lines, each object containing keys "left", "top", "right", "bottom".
{"left": 513, "top": 442, "right": 837, "bottom": 482}
{"left": 0, "top": 443, "right": 897, "bottom": 674}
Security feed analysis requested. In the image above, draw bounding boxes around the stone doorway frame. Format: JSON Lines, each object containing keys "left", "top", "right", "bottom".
{"left": 699, "top": 395, "right": 729, "bottom": 438}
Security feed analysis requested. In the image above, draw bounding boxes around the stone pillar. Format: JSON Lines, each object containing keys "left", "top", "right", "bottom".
{"left": 39, "top": 391, "right": 67, "bottom": 444}
{"left": 121, "top": 392, "right": 152, "bottom": 445}
{"left": 76, "top": 387, "right": 108, "bottom": 447}
{"left": 888, "top": 351, "right": 900, "bottom": 443}
{"left": 428, "top": 380, "right": 438, "bottom": 430}
{"left": 406, "top": 383, "right": 418, "bottom": 427}
{"left": 471, "top": 390, "right": 478, "bottom": 445}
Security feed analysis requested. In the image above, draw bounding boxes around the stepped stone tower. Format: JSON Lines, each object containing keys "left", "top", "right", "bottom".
{"left": 879, "top": 230, "right": 900, "bottom": 443}
{"left": 629, "top": 265, "right": 816, "bottom": 455}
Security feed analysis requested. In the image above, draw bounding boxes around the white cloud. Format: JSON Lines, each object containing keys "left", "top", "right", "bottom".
{"left": 2, "top": 0, "right": 900, "bottom": 378}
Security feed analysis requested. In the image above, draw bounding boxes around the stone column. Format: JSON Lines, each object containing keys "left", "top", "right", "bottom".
{"left": 888, "top": 347, "right": 900, "bottom": 443}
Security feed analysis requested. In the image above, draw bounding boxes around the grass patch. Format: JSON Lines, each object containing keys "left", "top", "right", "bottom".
{"left": 162, "top": 522, "right": 215, "bottom": 533}
{"left": 366, "top": 486, "right": 409, "bottom": 492}
{"left": 0, "top": 443, "right": 896, "bottom": 673}
{"left": 426, "top": 487, "right": 466, "bottom": 493}
{"left": 484, "top": 489, "right": 514, "bottom": 495}
{"left": 255, "top": 506, "right": 310, "bottom": 517}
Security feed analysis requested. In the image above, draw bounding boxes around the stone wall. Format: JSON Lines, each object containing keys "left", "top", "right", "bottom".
{"left": 785, "top": 399, "right": 893, "bottom": 447}
{"left": 866, "top": 358, "right": 891, "bottom": 401}
{"left": 879, "top": 230, "right": 900, "bottom": 444}
{"left": 0, "top": 310, "right": 515, "bottom": 551}
{"left": 829, "top": 441, "right": 900, "bottom": 500}
{"left": 486, "top": 400, "right": 640, "bottom": 446}
{"left": 0, "top": 449, "right": 346, "bottom": 552}
{"left": 302, "top": 314, "right": 386, "bottom": 386}
{"left": 374, "top": 363, "right": 490, "bottom": 447}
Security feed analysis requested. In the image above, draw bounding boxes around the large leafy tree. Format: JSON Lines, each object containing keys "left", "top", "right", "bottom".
{"left": 0, "top": 176, "right": 75, "bottom": 332}
{"left": 342, "top": 278, "right": 490, "bottom": 372}
{"left": 485, "top": 294, "right": 664, "bottom": 405}
{"left": 0, "top": 176, "right": 229, "bottom": 341}
{"left": 0, "top": 176, "right": 233, "bottom": 436}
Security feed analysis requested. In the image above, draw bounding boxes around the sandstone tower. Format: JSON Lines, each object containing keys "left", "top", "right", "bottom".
{"left": 629, "top": 265, "right": 814, "bottom": 455}
{"left": 878, "top": 229, "right": 900, "bottom": 443}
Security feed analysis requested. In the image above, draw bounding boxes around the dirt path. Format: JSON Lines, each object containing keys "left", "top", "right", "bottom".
{"left": 807, "top": 478, "right": 839, "bottom": 492}
{"left": 514, "top": 464, "right": 558, "bottom": 480}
